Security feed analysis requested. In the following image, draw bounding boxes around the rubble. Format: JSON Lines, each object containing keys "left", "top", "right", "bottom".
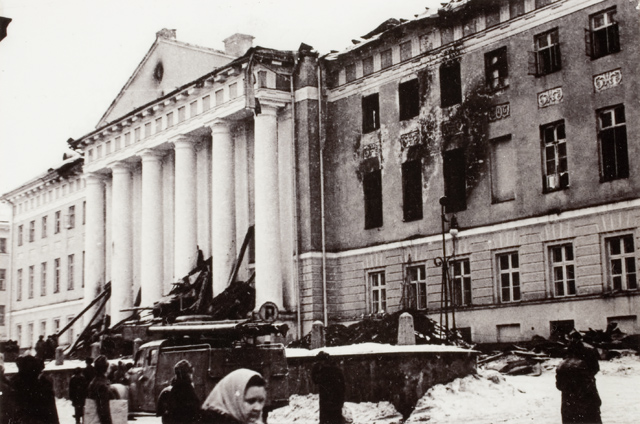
{"left": 478, "top": 323, "right": 640, "bottom": 376}
{"left": 288, "top": 310, "right": 473, "bottom": 349}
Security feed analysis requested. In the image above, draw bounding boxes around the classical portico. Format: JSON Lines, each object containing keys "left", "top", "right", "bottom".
{"left": 72, "top": 36, "right": 302, "bottom": 327}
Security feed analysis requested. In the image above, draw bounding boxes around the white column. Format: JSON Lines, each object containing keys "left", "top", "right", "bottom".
{"left": 110, "top": 162, "right": 134, "bottom": 324}
{"left": 210, "top": 120, "right": 236, "bottom": 295}
{"left": 173, "top": 136, "right": 198, "bottom": 279}
{"left": 140, "top": 149, "right": 164, "bottom": 306}
{"left": 84, "top": 173, "right": 106, "bottom": 312}
{"left": 254, "top": 104, "right": 283, "bottom": 309}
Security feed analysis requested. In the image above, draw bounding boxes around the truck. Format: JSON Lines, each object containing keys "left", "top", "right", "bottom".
{"left": 125, "top": 319, "right": 289, "bottom": 416}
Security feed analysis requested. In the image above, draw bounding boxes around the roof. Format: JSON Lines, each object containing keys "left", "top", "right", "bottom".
{"left": 0, "top": 154, "right": 84, "bottom": 200}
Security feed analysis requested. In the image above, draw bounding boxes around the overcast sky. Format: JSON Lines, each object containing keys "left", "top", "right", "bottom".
{"left": 0, "top": 0, "right": 443, "bottom": 195}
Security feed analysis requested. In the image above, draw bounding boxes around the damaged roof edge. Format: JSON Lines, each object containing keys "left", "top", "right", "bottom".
{"left": 0, "top": 155, "right": 84, "bottom": 200}
{"left": 68, "top": 46, "right": 296, "bottom": 151}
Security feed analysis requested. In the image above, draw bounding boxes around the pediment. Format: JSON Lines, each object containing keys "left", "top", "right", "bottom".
{"left": 97, "top": 33, "right": 235, "bottom": 127}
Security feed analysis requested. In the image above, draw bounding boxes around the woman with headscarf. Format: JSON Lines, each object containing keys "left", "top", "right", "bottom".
{"left": 201, "top": 368, "right": 267, "bottom": 424}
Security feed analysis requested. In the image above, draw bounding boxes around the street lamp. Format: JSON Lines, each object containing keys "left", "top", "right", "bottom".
{"left": 434, "top": 196, "right": 459, "bottom": 342}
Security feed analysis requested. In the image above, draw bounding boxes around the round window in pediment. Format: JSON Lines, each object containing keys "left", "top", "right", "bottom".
{"left": 153, "top": 62, "right": 164, "bottom": 83}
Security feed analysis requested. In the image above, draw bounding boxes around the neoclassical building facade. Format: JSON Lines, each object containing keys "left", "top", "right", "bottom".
{"left": 69, "top": 31, "right": 321, "bottom": 334}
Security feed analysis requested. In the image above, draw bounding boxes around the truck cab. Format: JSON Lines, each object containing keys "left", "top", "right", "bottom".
{"left": 127, "top": 338, "right": 289, "bottom": 414}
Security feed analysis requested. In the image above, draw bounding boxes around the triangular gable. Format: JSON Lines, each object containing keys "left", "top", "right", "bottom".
{"left": 97, "top": 31, "right": 235, "bottom": 127}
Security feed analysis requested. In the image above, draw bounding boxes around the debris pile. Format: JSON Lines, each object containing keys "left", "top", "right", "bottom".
{"left": 479, "top": 323, "right": 640, "bottom": 376}
{"left": 289, "top": 310, "right": 472, "bottom": 349}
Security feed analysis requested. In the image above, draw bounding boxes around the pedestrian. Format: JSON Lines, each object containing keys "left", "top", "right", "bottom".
{"left": 87, "top": 355, "right": 114, "bottom": 424}
{"left": 0, "top": 363, "right": 16, "bottom": 424}
{"left": 556, "top": 331, "right": 602, "bottom": 424}
{"left": 84, "top": 357, "right": 96, "bottom": 382}
{"left": 201, "top": 368, "right": 267, "bottom": 424}
{"left": 35, "top": 335, "right": 47, "bottom": 361}
{"left": 10, "top": 354, "right": 60, "bottom": 423}
{"left": 69, "top": 367, "right": 89, "bottom": 424}
{"left": 312, "top": 351, "right": 345, "bottom": 424}
{"left": 157, "top": 360, "right": 201, "bottom": 424}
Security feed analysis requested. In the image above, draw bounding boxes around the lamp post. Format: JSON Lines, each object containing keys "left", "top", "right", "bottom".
{"left": 434, "top": 196, "right": 459, "bottom": 342}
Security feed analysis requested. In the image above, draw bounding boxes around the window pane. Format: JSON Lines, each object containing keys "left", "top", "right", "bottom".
{"left": 565, "top": 245, "right": 574, "bottom": 260}
{"left": 611, "top": 258, "right": 622, "bottom": 274}
{"left": 501, "top": 273, "right": 510, "bottom": 288}
{"left": 613, "top": 276, "right": 622, "bottom": 290}
{"left": 511, "top": 254, "right": 519, "bottom": 268}
{"left": 552, "top": 247, "right": 562, "bottom": 262}
{"left": 502, "top": 287, "right": 510, "bottom": 302}
{"left": 567, "top": 280, "right": 576, "bottom": 295}
{"left": 464, "top": 261, "right": 470, "bottom": 274}
{"left": 512, "top": 272, "right": 520, "bottom": 287}
{"left": 500, "top": 255, "right": 509, "bottom": 270}
{"left": 566, "top": 265, "right": 575, "bottom": 280}
{"left": 610, "top": 239, "right": 621, "bottom": 255}
{"left": 556, "top": 281, "right": 564, "bottom": 296}
{"left": 554, "top": 266, "right": 564, "bottom": 281}
{"left": 623, "top": 235, "right": 634, "bottom": 253}
{"left": 628, "top": 274, "right": 638, "bottom": 290}
{"left": 513, "top": 285, "right": 521, "bottom": 301}
{"left": 626, "top": 257, "right": 636, "bottom": 273}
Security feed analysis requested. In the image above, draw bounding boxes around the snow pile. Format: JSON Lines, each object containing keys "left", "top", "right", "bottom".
{"left": 268, "top": 394, "right": 402, "bottom": 424}
{"left": 405, "top": 370, "right": 553, "bottom": 424}
{"left": 599, "top": 353, "right": 640, "bottom": 376}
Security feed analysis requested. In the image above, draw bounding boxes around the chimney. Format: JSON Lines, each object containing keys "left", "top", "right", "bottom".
{"left": 156, "top": 28, "right": 177, "bottom": 41}
{"left": 223, "top": 33, "right": 254, "bottom": 57}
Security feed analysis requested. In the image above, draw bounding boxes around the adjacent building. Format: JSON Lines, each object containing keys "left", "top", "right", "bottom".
{"left": 320, "top": 0, "right": 639, "bottom": 343}
{"left": 0, "top": 156, "right": 86, "bottom": 349}
{"left": 0, "top": 207, "right": 10, "bottom": 340}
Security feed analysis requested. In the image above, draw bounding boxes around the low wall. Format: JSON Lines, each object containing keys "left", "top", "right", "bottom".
{"left": 286, "top": 344, "right": 478, "bottom": 417}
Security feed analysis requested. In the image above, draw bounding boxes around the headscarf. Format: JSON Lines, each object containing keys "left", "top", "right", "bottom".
{"left": 202, "top": 368, "right": 263, "bottom": 423}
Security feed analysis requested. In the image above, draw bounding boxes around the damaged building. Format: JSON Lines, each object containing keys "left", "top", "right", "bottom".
{"left": 1, "top": 0, "right": 639, "bottom": 346}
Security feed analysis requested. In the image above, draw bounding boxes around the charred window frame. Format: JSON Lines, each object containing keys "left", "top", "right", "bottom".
{"left": 498, "top": 252, "right": 521, "bottom": 303}
{"left": 509, "top": 0, "right": 525, "bottom": 18}
{"left": 529, "top": 29, "right": 561, "bottom": 76}
{"left": 549, "top": 244, "right": 576, "bottom": 297}
{"left": 363, "top": 169, "right": 383, "bottom": 229}
{"left": 443, "top": 148, "right": 466, "bottom": 213}
{"left": 451, "top": 259, "right": 472, "bottom": 306}
{"left": 362, "top": 93, "right": 380, "bottom": 134}
{"left": 363, "top": 56, "right": 374, "bottom": 76}
{"left": 598, "top": 105, "right": 628, "bottom": 182}
{"left": 541, "top": 120, "right": 569, "bottom": 192}
{"left": 399, "top": 79, "right": 420, "bottom": 121}
{"left": 402, "top": 160, "right": 423, "bottom": 222}
{"left": 485, "top": 3, "right": 501, "bottom": 28}
{"left": 381, "top": 49, "right": 393, "bottom": 69}
{"left": 440, "top": 61, "right": 462, "bottom": 108}
{"left": 346, "top": 63, "right": 356, "bottom": 82}
{"left": 400, "top": 41, "right": 412, "bottom": 62}
{"left": 485, "top": 47, "right": 509, "bottom": 90}
{"left": 605, "top": 234, "right": 637, "bottom": 291}
{"left": 586, "top": 9, "right": 620, "bottom": 60}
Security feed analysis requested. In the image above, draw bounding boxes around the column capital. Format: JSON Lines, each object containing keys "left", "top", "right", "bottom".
{"left": 109, "top": 161, "right": 133, "bottom": 174}
{"left": 139, "top": 148, "right": 165, "bottom": 162}
{"left": 255, "top": 99, "right": 286, "bottom": 117}
{"left": 171, "top": 134, "right": 196, "bottom": 150}
{"left": 204, "top": 118, "right": 231, "bottom": 134}
{"left": 85, "top": 172, "right": 108, "bottom": 184}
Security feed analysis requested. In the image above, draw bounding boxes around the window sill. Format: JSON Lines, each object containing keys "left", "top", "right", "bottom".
{"left": 600, "top": 175, "right": 629, "bottom": 183}
{"left": 590, "top": 50, "right": 621, "bottom": 61}
{"left": 543, "top": 186, "right": 569, "bottom": 194}
{"left": 535, "top": 69, "right": 562, "bottom": 78}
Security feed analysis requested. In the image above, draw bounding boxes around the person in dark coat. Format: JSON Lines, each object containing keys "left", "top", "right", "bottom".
{"left": 84, "top": 357, "right": 96, "bottom": 382}
{"left": 311, "top": 351, "right": 345, "bottom": 424}
{"left": 35, "top": 335, "right": 46, "bottom": 361}
{"left": 10, "top": 354, "right": 60, "bottom": 424}
{"left": 69, "top": 367, "right": 89, "bottom": 424}
{"left": 556, "top": 331, "right": 602, "bottom": 424}
{"left": 201, "top": 369, "right": 267, "bottom": 424}
{"left": 157, "top": 360, "right": 201, "bottom": 424}
{"left": 87, "top": 355, "right": 113, "bottom": 424}
{"left": 0, "top": 363, "right": 16, "bottom": 424}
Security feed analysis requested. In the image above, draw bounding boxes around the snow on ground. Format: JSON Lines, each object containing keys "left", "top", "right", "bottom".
{"left": 52, "top": 354, "right": 640, "bottom": 423}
